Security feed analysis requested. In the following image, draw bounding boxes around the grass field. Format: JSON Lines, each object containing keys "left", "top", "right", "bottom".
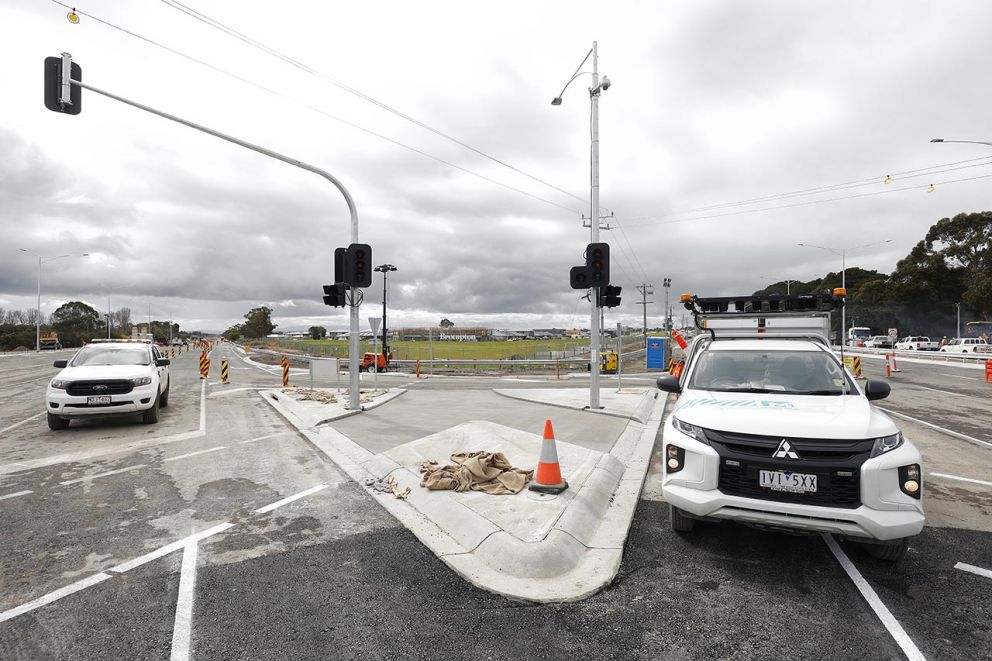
{"left": 267, "top": 338, "right": 595, "bottom": 361}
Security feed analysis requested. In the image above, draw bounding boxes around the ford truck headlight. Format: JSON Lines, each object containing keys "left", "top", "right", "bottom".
{"left": 130, "top": 376, "right": 153, "bottom": 386}
{"left": 672, "top": 416, "right": 710, "bottom": 445}
{"left": 870, "top": 432, "right": 904, "bottom": 458}
{"left": 50, "top": 379, "right": 68, "bottom": 390}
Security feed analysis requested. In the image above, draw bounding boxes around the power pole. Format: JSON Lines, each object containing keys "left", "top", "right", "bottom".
{"left": 635, "top": 283, "right": 654, "bottom": 346}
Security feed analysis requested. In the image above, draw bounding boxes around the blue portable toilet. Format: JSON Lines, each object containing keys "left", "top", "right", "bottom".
{"left": 646, "top": 336, "right": 667, "bottom": 369}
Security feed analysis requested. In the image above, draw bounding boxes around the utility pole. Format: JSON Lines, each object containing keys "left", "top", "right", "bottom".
{"left": 635, "top": 283, "right": 654, "bottom": 346}
{"left": 955, "top": 302, "right": 962, "bottom": 339}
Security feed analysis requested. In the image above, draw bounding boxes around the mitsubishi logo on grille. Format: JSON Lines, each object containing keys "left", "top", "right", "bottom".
{"left": 92, "top": 385, "right": 108, "bottom": 391}
{"left": 773, "top": 439, "right": 799, "bottom": 459}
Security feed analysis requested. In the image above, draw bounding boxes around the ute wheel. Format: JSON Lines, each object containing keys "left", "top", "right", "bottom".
{"left": 160, "top": 382, "right": 170, "bottom": 408}
{"left": 670, "top": 505, "right": 696, "bottom": 532}
{"left": 864, "top": 537, "right": 910, "bottom": 562}
{"left": 47, "top": 413, "right": 70, "bottom": 430}
{"left": 142, "top": 395, "right": 160, "bottom": 424}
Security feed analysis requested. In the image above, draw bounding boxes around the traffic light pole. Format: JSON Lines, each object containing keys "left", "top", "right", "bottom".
{"left": 589, "top": 41, "right": 601, "bottom": 410}
{"left": 66, "top": 69, "right": 364, "bottom": 410}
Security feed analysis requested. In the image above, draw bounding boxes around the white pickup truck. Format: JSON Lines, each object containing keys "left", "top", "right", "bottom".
{"left": 939, "top": 337, "right": 991, "bottom": 354}
{"left": 895, "top": 336, "right": 939, "bottom": 351}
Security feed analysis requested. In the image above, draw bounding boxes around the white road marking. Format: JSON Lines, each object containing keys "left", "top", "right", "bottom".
{"left": 878, "top": 407, "right": 992, "bottom": 450}
{"left": 164, "top": 446, "right": 226, "bottom": 462}
{"left": 170, "top": 542, "right": 198, "bottom": 661}
{"left": 911, "top": 385, "right": 965, "bottom": 397}
{"left": 821, "top": 534, "right": 926, "bottom": 661}
{"left": 930, "top": 472, "right": 992, "bottom": 487}
{"left": 0, "top": 572, "right": 112, "bottom": 623}
{"left": 0, "top": 411, "right": 46, "bottom": 435}
{"left": 109, "top": 522, "right": 235, "bottom": 574}
{"left": 198, "top": 379, "right": 206, "bottom": 432}
{"left": 938, "top": 373, "right": 981, "bottom": 381}
{"left": 254, "top": 484, "right": 328, "bottom": 514}
{"left": 59, "top": 464, "right": 147, "bottom": 486}
{"left": 238, "top": 431, "right": 295, "bottom": 445}
{"left": 0, "top": 489, "right": 34, "bottom": 501}
{"left": 955, "top": 562, "right": 992, "bottom": 580}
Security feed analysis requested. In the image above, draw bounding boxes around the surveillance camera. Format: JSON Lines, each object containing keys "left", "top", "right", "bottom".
{"left": 600, "top": 76, "right": 611, "bottom": 91}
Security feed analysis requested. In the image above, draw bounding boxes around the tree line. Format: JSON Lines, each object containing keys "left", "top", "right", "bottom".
{"left": 756, "top": 211, "right": 991, "bottom": 338}
{"left": 0, "top": 301, "right": 185, "bottom": 350}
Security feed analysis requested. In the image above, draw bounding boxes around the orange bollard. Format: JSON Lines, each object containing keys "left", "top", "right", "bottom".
{"left": 529, "top": 419, "right": 568, "bottom": 494}
{"left": 985, "top": 360, "right": 992, "bottom": 384}
{"left": 415, "top": 359, "right": 421, "bottom": 379}
{"left": 281, "top": 355, "right": 289, "bottom": 387}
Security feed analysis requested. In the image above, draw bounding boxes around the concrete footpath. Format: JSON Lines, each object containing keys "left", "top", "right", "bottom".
{"left": 260, "top": 384, "right": 668, "bottom": 602}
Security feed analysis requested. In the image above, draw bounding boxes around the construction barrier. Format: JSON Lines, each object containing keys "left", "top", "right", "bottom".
{"left": 281, "top": 355, "right": 289, "bottom": 387}
{"left": 985, "top": 360, "right": 992, "bottom": 384}
{"left": 221, "top": 359, "right": 229, "bottom": 384}
{"left": 843, "top": 355, "right": 863, "bottom": 379}
{"left": 671, "top": 330, "right": 688, "bottom": 350}
{"left": 415, "top": 359, "right": 421, "bottom": 378}
{"left": 199, "top": 351, "right": 209, "bottom": 379}
{"left": 529, "top": 419, "right": 568, "bottom": 494}
{"left": 884, "top": 353, "right": 900, "bottom": 378}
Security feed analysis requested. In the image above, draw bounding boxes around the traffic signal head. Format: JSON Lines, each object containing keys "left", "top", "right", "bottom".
{"left": 600, "top": 285, "right": 622, "bottom": 308}
{"left": 334, "top": 247, "right": 347, "bottom": 284}
{"left": 322, "top": 283, "right": 348, "bottom": 307}
{"left": 44, "top": 55, "right": 81, "bottom": 115}
{"left": 570, "top": 266, "right": 591, "bottom": 289}
{"left": 346, "top": 243, "right": 372, "bottom": 287}
{"left": 586, "top": 242, "right": 610, "bottom": 286}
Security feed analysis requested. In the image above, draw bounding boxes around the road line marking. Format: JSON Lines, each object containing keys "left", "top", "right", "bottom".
{"left": 955, "top": 562, "right": 992, "bottom": 580}
{"left": 930, "top": 472, "right": 992, "bottom": 487}
{"left": 912, "top": 385, "right": 965, "bottom": 397}
{"left": 254, "top": 484, "right": 328, "bottom": 514}
{"left": 0, "top": 411, "right": 46, "bottom": 435}
{"left": 0, "top": 572, "right": 112, "bottom": 623}
{"left": 59, "top": 464, "right": 147, "bottom": 486}
{"left": 238, "top": 431, "right": 295, "bottom": 445}
{"left": 878, "top": 407, "right": 992, "bottom": 450}
{"left": 109, "top": 522, "right": 235, "bottom": 574}
{"left": 164, "top": 446, "right": 226, "bottom": 462}
{"left": 938, "top": 373, "right": 981, "bottom": 381}
{"left": 170, "top": 542, "right": 198, "bottom": 661}
{"left": 0, "top": 489, "right": 34, "bottom": 501}
{"left": 198, "top": 380, "right": 206, "bottom": 433}
{"left": 821, "top": 534, "right": 926, "bottom": 661}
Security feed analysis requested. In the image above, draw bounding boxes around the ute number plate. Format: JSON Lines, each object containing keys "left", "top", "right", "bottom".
{"left": 87, "top": 395, "right": 112, "bottom": 405}
{"left": 759, "top": 470, "right": 817, "bottom": 494}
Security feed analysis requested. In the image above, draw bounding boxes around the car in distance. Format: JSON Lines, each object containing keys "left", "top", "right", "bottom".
{"left": 895, "top": 336, "right": 939, "bottom": 351}
{"left": 938, "top": 337, "right": 991, "bottom": 354}
{"left": 863, "top": 335, "right": 894, "bottom": 349}
{"left": 46, "top": 340, "right": 171, "bottom": 430}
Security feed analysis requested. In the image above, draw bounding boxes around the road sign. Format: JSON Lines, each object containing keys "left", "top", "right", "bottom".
{"left": 368, "top": 317, "right": 381, "bottom": 334}
{"left": 888, "top": 328, "right": 898, "bottom": 341}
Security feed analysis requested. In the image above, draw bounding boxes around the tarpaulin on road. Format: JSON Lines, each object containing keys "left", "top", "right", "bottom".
{"left": 419, "top": 451, "right": 533, "bottom": 495}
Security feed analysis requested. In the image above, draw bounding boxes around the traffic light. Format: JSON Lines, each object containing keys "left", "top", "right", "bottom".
{"left": 44, "top": 55, "right": 82, "bottom": 115}
{"left": 600, "top": 285, "right": 622, "bottom": 308}
{"left": 345, "top": 243, "right": 372, "bottom": 287}
{"left": 570, "top": 266, "right": 590, "bottom": 289}
{"left": 586, "top": 242, "right": 609, "bottom": 286}
{"left": 334, "top": 247, "right": 347, "bottom": 284}
{"left": 322, "top": 283, "right": 348, "bottom": 307}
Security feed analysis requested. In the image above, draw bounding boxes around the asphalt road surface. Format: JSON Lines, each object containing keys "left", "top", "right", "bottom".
{"left": 0, "top": 346, "right": 989, "bottom": 660}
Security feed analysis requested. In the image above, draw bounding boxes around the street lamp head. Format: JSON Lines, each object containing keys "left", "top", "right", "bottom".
{"left": 930, "top": 138, "right": 944, "bottom": 143}
{"left": 551, "top": 97, "right": 563, "bottom": 106}
{"left": 599, "top": 76, "right": 611, "bottom": 92}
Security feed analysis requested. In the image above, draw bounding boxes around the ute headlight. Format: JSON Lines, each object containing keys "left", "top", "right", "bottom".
{"left": 130, "top": 376, "right": 153, "bottom": 386}
{"left": 672, "top": 416, "right": 710, "bottom": 445}
{"left": 50, "top": 379, "right": 68, "bottom": 390}
{"left": 870, "top": 432, "right": 904, "bottom": 458}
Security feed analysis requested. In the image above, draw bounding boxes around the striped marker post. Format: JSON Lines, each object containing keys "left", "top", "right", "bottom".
{"left": 221, "top": 359, "right": 229, "bottom": 384}
{"left": 281, "top": 355, "right": 290, "bottom": 387}
{"left": 199, "top": 351, "right": 209, "bottom": 379}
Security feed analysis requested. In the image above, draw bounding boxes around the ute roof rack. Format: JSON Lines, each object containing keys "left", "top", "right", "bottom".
{"left": 680, "top": 291, "right": 844, "bottom": 315}
{"left": 679, "top": 290, "right": 846, "bottom": 344}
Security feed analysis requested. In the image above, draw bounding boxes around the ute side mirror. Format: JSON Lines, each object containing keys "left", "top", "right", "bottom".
{"left": 53, "top": 359, "right": 67, "bottom": 368}
{"left": 156, "top": 358, "right": 171, "bottom": 367}
{"left": 656, "top": 374, "right": 682, "bottom": 394}
{"left": 863, "top": 379, "right": 890, "bottom": 401}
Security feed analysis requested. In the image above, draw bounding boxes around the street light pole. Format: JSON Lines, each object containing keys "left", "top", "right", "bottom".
{"left": 955, "top": 302, "right": 961, "bottom": 339}
{"left": 931, "top": 138, "right": 992, "bottom": 147}
{"left": 374, "top": 264, "right": 397, "bottom": 361}
{"left": 18, "top": 249, "right": 89, "bottom": 351}
{"left": 663, "top": 278, "right": 671, "bottom": 331}
{"left": 797, "top": 240, "right": 892, "bottom": 346}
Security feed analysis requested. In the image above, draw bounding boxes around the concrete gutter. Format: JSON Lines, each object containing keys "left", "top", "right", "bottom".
{"left": 260, "top": 387, "right": 668, "bottom": 602}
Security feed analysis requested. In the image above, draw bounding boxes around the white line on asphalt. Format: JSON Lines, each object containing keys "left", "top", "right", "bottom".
{"left": 170, "top": 542, "right": 198, "bottom": 661}
{"left": 59, "top": 464, "right": 147, "bottom": 486}
{"left": 0, "top": 572, "right": 112, "bottom": 623}
{"left": 878, "top": 407, "right": 992, "bottom": 450}
{"left": 0, "top": 489, "right": 34, "bottom": 501}
{"left": 955, "top": 562, "right": 992, "bottom": 580}
{"left": 109, "top": 522, "right": 235, "bottom": 574}
{"left": 821, "top": 534, "right": 926, "bottom": 661}
{"left": 912, "top": 385, "right": 965, "bottom": 397}
{"left": 237, "top": 431, "right": 295, "bottom": 445}
{"left": 198, "top": 379, "right": 206, "bottom": 432}
{"left": 164, "top": 446, "right": 227, "bottom": 462}
{"left": 929, "top": 472, "right": 992, "bottom": 487}
{"left": 0, "top": 411, "right": 46, "bottom": 436}
{"left": 938, "top": 373, "right": 981, "bottom": 381}
{"left": 254, "top": 484, "right": 328, "bottom": 514}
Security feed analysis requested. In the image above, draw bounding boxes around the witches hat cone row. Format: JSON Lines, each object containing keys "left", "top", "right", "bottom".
{"left": 529, "top": 419, "right": 569, "bottom": 494}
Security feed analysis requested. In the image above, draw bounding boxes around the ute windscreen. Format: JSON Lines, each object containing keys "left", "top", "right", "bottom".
{"left": 689, "top": 350, "right": 855, "bottom": 395}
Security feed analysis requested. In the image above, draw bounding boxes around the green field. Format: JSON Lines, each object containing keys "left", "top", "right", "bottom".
{"left": 267, "top": 337, "right": 595, "bottom": 361}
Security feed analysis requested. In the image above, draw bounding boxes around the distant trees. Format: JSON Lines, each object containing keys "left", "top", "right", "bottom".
{"left": 242, "top": 306, "right": 276, "bottom": 338}
{"left": 223, "top": 324, "right": 244, "bottom": 341}
{"left": 308, "top": 326, "right": 327, "bottom": 340}
{"left": 51, "top": 301, "right": 101, "bottom": 347}
{"left": 439, "top": 318, "right": 454, "bottom": 328}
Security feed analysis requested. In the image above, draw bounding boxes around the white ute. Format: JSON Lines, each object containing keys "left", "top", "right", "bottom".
{"left": 657, "top": 292, "right": 924, "bottom": 561}
{"left": 47, "top": 339, "right": 171, "bottom": 430}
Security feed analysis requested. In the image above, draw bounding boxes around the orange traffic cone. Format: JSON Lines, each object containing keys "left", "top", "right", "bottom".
{"left": 529, "top": 419, "right": 568, "bottom": 494}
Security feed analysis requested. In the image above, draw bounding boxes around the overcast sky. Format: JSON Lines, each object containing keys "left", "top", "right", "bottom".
{"left": 1, "top": 0, "right": 990, "bottom": 333}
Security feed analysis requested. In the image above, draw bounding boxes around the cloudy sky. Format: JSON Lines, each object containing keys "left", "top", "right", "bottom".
{"left": 2, "top": 0, "right": 990, "bottom": 333}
